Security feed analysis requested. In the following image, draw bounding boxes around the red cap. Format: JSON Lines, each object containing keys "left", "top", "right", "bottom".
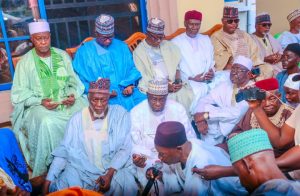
{"left": 185, "top": 10, "right": 202, "bottom": 21}
{"left": 255, "top": 78, "right": 279, "bottom": 91}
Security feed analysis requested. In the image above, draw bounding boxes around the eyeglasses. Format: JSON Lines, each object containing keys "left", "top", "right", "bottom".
{"left": 231, "top": 67, "right": 248, "bottom": 75}
{"left": 260, "top": 23, "right": 272, "bottom": 27}
{"left": 147, "top": 32, "right": 165, "bottom": 42}
{"left": 95, "top": 32, "right": 114, "bottom": 42}
{"left": 226, "top": 19, "right": 240, "bottom": 24}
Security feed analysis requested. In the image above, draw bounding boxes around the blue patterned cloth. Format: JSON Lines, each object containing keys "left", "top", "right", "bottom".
{"left": 0, "top": 128, "right": 32, "bottom": 192}
{"left": 276, "top": 70, "right": 289, "bottom": 103}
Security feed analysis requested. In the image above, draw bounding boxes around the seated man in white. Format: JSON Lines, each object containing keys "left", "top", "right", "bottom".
{"left": 44, "top": 78, "right": 137, "bottom": 195}
{"left": 130, "top": 79, "right": 196, "bottom": 194}
{"left": 193, "top": 56, "right": 254, "bottom": 145}
{"left": 172, "top": 10, "right": 229, "bottom": 112}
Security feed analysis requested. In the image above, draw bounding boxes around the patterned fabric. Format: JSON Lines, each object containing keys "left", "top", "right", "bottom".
{"left": 32, "top": 47, "right": 69, "bottom": 105}
{"left": 287, "top": 9, "right": 300, "bottom": 23}
{"left": 228, "top": 129, "right": 273, "bottom": 163}
{"left": 95, "top": 14, "right": 114, "bottom": 35}
{"left": 89, "top": 78, "right": 110, "bottom": 93}
{"left": 0, "top": 128, "right": 32, "bottom": 192}
{"left": 223, "top": 6, "right": 239, "bottom": 19}
{"left": 147, "top": 18, "right": 165, "bottom": 35}
{"left": 256, "top": 12, "right": 271, "bottom": 24}
{"left": 147, "top": 79, "right": 168, "bottom": 95}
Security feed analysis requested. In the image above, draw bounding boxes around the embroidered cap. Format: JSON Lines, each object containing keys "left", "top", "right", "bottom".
{"left": 147, "top": 79, "right": 168, "bottom": 95}
{"left": 228, "top": 129, "right": 273, "bottom": 163}
{"left": 233, "top": 55, "right": 253, "bottom": 71}
{"left": 28, "top": 19, "right": 50, "bottom": 35}
{"left": 287, "top": 9, "right": 300, "bottom": 23}
{"left": 89, "top": 78, "right": 110, "bottom": 94}
{"left": 256, "top": 12, "right": 271, "bottom": 24}
{"left": 95, "top": 14, "right": 114, "bottom": 35}
{"left": 223, "top": 6, "right": 239, "bottom": 19}
{"left": 147, "top": 18, "right": 165, "bottom": 35}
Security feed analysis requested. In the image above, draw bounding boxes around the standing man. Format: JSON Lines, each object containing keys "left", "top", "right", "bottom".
{"left": 130, "top": 79, "right": 195, "bottom": 194}
{"left": 276, "top": 43, "right": 300, "bottom": 103}
{"left": 44, "top": 78, "right": 137, "bottom": 195}
{"left": 211, "top": 6, "right": 273, "bottom": 80}
{"left": 153, "top": 121, "right": 247, "bottom": 195}
{"left": 193, "top": 56, "right": 253, "bottom": 145}
{"left": 251, "top": 13, "right": 283, "bottom": 75}
{"left": 73, "top": 14, "right": 146, "bottom": 111}
{"left": 172, "top": 10, "right": 223, "bottom": 111}
{"left": 133, "top": 18, "right": 193, "bottom": 114}
{"left": 278, "top": 9, "right": 300, "bottom": 50}
{"left": 11, "top": 20, "right": 86, "bottom": 178}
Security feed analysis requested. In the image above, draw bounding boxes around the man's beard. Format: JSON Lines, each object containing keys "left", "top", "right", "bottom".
{"left": 89, "top": 106, "right": 106, "bottom": 119}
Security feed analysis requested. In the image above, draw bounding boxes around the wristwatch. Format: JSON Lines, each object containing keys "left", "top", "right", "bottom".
{"left": 203, "top": 112, "right": 209, "bottom": 120}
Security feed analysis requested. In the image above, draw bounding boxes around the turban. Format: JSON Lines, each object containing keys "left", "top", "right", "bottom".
{"left": 233, "top": 55, "right": 253, "bottom": 71}
{"left": 293, "top": 74, "right": 300, "bottom": 83}
{"left": 228, "top": 129, "right": 273, "bottom": 163}
{"left": 28, "top": 20, "right": 50, "bottom": 35}
{"left": 185, "top": 10, "right": 202, "bottom": 21}
{"left": 154, "top": 121, "right": 187, "bottom": 148}
{"left": 287, "top": 9, "right": 300, "bottom": 23}
{"left": 89, "top": 78, "right": 110, "bottom": 94}
{"left": 95, "top": 14, "right": 114, "bottom": 35}
{"left": 147, "top": 18, "right": 165, "bottom": 35}
{"left": 285, "top": 43, "right": 300, "bottom": 57}
{"left": 147, "top": 79, "right": 168, "bottom": 95}
{"left": 284, "top": 73, "right": 300, "bottom": 90}
{"left": 223, "top": 6, "right": 239, "bottom": 19}
{"left": 255, "top": 78, "right": 279, "bottom": 91}
{"left": 256, "top": 12, "right": 271, "bottom": 24}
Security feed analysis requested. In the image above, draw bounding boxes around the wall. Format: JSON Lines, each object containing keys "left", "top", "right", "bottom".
{"left": 0, "top": 91, "right": 13, "bottom": 124}
{"left": 176, "top": 0, "right": 224, "bottom": 33}
{"left": 256, "top": 0, "right": 300, "bottom": 35}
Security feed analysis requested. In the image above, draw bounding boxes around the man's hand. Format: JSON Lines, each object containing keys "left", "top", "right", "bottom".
{"left": 41, "top": 98, "right": 59, "bottom": 110}
{"left": 96, "top": 169, "right": 115, "bottom": 193}
{"left": 122, "top": 86, "right": 134, "bottom": 96}
{"left": 172, "top": 83, "right": 182, "bottom": 93}
{"left": 132, "top": 154, "right": 147, "bottom": 168}
{"left": 264, "top": 53, "right": 282, "bottom": 64}
{"left": 42, "top": 180, "right": 51, "bottom": 195}
{"left": 15, "top": 187, "right": 30, "bottom": 196}
{"left": 247, "top": 100, "right": 262, "bottom": 110}
{"left": 188, "top": 73, "right": 205, "bottom": 82}
{"left": 62, "top": 94, "right": 75, "bottom": 107}
{"left": 192, "top": 165, "right": 228, "bottom": 180}
{"left": 146, "top": 167, "right": 163, "bottom": 182}
{"left": 0, "top": 183, "right": 7, "bottom": 196}
{"left": 204, "top": 69, "right": 214, "bottom": 81}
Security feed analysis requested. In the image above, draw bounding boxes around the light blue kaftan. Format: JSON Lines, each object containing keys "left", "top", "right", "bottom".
{"left": 46, "top": 105, "right": 137, "bottom": 195}
{"left": 73, "top": 39, "right": 146, "bottom": 111}
{"left": 276, "top": 70, "right": 289, "bottom": 103}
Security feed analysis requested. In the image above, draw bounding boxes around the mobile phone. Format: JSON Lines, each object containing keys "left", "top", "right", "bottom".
{"left": 251, "top": 67, "right": 260, "bottom": 76}
{"left": 173, "top": 79, "right": 182, "bottom": 84}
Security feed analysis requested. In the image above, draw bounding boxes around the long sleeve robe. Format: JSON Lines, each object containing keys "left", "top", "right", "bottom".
{"left": 133, "top": 40, "right": 194, "bottom": 114}
{"left": 47, "top": 105, "right": 137, "bottom": 195}
{"left": 11, "top": 47, "right": 87, "bottom": 177}
{"left": 130, "top": 99, "right": 196, "bottom": 193}
{"left": 194, "top": 81, "right": 249, "bottom": 145}
{"left": 73, "top": 39, "right": 146, "bottom": 111}
{"left": 171, "top": 139, "right": 247, "bottom": 195}
{"left": 211, "top": 29, "right": 274, "bottom": 80}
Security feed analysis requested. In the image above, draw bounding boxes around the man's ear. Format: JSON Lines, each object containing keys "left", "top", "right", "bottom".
{"left": 241, "top": 158, "right": 252, "bottom": 174}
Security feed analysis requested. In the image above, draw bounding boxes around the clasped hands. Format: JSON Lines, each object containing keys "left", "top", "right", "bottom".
{"left": 41, "top": 94, "right": 75, "bottom": 110}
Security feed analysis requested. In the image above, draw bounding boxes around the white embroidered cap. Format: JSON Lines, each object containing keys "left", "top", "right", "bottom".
{"left": 233, "top": 55, "right": 253, "bottom": 71}
{"left": 28, "top": 20, "right": 50, "bottom": 35}
{"left": 284, "top": 73, "right": 300, "bottom": 90}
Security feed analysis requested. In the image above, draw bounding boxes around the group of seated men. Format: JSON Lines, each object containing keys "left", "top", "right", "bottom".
{"left": 1, "top": 5, "right": 300, "bottom": 196}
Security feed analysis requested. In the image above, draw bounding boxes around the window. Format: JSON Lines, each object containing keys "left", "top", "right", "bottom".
{"left": 0, "top": 0, "right": 34, "bottom": 89}
{"left": 44, "top": 0, "right": 145, "bottom": 49}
